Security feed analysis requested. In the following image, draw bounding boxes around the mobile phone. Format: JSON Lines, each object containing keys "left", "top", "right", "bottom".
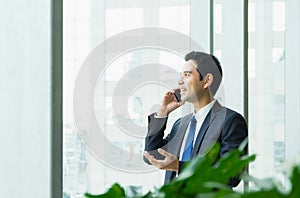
{"left": 174, "top": 89, "right": 181, "bottom": 102}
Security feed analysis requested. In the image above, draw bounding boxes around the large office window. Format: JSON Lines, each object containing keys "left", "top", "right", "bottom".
{"left": 63, "top": 0, "right": 300, "bottom": 197}
{"left": 213, "top": 0, "right": 245, "bottom": 191}
{"left": 213, "top": 0, "right": 300, "bottom": 190}
{"left": 213, "top": 0, "right": 244, "bottom": 113}
{"left": 248, "top": 0, "right": 287, "bottom": 185}
{"left": 63, "top": 1, "right": 191, "bottom": 197}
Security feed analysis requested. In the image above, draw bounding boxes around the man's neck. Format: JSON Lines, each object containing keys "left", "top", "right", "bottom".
{"left": 192, "top": 95, "right": 213, "bottom": 113}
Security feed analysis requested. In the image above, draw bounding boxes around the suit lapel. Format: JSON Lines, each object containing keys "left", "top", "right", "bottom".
{"left": 199, "top": 103, "right": 226, "bottom": 155}
{"left": 191, "top": 101, "right": 223, "bottom": 157}
{"left": 168, "top": 101, "right": 225, "bottom": 158}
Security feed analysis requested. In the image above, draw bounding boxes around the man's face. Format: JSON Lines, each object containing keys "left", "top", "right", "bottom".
{"left": 178, "top": 60, "right": 205, "bottom": 103}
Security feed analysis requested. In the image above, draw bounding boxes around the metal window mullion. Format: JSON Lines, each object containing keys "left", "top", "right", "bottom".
{"left": 50, "top": 0, "right": 63, "bottom": 197}
{"left": 243, "top": 0, "right": 249, "bottom": 193}
{"left": 210, "top": 0, "right": 214, "bottom": 54}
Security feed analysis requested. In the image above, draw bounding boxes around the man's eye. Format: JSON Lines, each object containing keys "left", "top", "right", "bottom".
{"left": 180, "top": 72, "right": 191, "bottom": 77}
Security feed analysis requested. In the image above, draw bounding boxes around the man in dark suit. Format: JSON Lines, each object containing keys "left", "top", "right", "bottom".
{"left": 143, "top": 51, "right": 248, "bottom": 187}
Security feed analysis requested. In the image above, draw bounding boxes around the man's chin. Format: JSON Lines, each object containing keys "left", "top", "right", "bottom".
{"left": 180, "top": 96, "right": 188, "bottom": 103}
{"left": 181, "top": 96, "right": 196, "bottom": 103}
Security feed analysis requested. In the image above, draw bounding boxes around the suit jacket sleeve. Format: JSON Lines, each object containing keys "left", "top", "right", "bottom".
{"left": 143, "top": 113, "right": 180, "bottom": 164}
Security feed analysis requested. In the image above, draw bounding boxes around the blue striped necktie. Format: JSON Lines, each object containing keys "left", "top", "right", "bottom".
{"left": 182, "top": 115, "right": 197, "bottom": 161}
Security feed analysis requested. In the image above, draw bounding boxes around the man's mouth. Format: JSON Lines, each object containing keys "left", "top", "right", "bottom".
{"left": 180, "top": 88, "right": 187, "bottom": 93}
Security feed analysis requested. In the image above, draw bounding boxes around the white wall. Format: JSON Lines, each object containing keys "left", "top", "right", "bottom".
{"left": 0, "top": 0, "right": 51, "bottom": 197}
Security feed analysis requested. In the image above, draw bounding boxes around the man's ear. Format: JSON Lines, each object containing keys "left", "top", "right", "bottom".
{"left": 203, "top": 73, "right": 213, "bottom": 88}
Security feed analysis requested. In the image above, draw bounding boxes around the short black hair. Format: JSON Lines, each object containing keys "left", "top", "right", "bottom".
{"left": 185, "top": 51, "right": 222, "bottom": 96}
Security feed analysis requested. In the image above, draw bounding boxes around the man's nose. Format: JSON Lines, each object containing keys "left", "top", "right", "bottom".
{"left": 178, "top": 77, "right": 184, "bottom": 85}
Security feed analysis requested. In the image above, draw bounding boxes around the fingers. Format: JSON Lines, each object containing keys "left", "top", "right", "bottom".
{"left": 144, "top": 151, "right": 151, "bottom": 159}
{"left": 144, "top": 151, "right": 155, "bottom": 162}
{"left": 144, "top": 151, "right": 158, "bottom": 164}
{"left": 163, "top": 90, "right": 175, "bottom": 98}
{"left": 163, "top": 91, "right": 179, "bottom": 104}
{"left": 144, "top": 150, "right": 178, "bottom": 171}
{"left": 144, "top": 151, "right": 162, "bottom": 168}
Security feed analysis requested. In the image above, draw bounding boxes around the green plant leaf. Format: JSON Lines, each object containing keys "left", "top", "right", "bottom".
{"left": 159, "top": 143, "right": 221, "bottom": 197}
{"left": 85, "top": 183, "right": 126, "bottom": 198}
{"left": 177, "top": 143, "right": 221, "bottom": 181}
{"left": 214, "top": 152, "right": 256, "bottom": 182}
{"left": 197, "top": 190, "right": 242, "bottom": 198}
{"left": 289, "top": 166, "right": 300, "bottom": 198}
{"left": 159, "top": 142, "right": 255, "bottom": 197}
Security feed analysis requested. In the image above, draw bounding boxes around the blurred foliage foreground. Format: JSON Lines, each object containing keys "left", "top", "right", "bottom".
{"left": 85, "top": 141, "right": 300, "bottom": 198}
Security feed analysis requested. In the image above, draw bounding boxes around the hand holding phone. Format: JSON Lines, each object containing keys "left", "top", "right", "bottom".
{"left": 156, "top": 89, "right": 184, "bottom": 117}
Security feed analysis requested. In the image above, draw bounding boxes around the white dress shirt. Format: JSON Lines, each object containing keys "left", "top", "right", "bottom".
{"left": 179, "top": 99, "right": 216, "bottom": 160}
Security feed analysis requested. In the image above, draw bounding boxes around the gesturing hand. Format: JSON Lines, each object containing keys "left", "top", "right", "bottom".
{"left": 144, "top": 149, "right": 179, "bottom": 172}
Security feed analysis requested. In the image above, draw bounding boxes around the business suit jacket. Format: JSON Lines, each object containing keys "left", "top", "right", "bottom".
{"left": 144, "top": 100, "right": 248, "bottom": 187}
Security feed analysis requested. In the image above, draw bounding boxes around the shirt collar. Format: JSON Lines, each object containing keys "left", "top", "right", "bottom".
{"left": 193, "top": 99, "right": 216, "bottom": 122}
